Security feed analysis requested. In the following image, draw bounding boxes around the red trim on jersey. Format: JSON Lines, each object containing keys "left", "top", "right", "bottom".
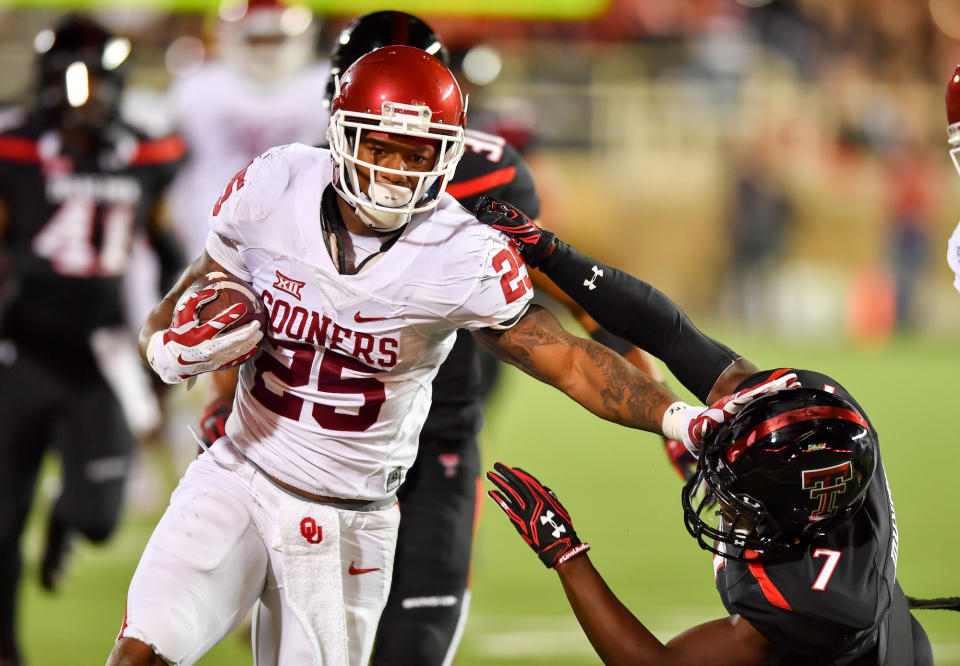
{"left": 447, "top": 166, "right": 517, "bottom": 201}
{"left": 131, "top": 136, "right": 186, "bottom": 165}
{"left": 745, "top": 550, "right": 792, "bottom": 610}
{"left": 726, "top": 406, "right": 869, "bottom": 464}
{"left": 0, "top": 135, "right": 40, "bottom": 162}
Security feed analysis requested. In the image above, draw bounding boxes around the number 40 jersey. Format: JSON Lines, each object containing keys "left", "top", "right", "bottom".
{"left": 205, "top": 143, "right": 532, "bottom": 501}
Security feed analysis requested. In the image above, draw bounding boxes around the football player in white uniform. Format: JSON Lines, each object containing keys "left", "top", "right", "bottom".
{"left": 105, "top": 47, "right": 784, "bottom": 666}
{"left": 166, "top": 0, "right": 328, "bottom": 258}
{"left": 945, "top": 63, "right": 960, "bottom": 293}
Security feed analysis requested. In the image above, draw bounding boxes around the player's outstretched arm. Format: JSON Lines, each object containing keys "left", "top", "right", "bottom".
{"left": 474, "top": 304, "right": 796, "bottom": 451}
{"left": 473, "top": 304, "right": 676, "bottom": 435}
{"left": 487, "top": 462, "right": 780, "bottom": 666}
{"left": 474, "top": 196, "right": 756, "bottom": 405}
{"left": 138, "top": 252, "right": 262, "bottom": 385}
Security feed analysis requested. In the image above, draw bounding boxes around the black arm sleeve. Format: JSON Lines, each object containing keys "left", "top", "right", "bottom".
{"left": 539, "top": 240, "right": 739, "bottom": 403}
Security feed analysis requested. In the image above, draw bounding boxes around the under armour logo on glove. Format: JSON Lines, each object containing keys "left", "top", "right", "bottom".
{"left": 487, "top": 462, "right": 590, "bottom": 569}
{"left": 540, "top": 511, "right": 567, "bottom": 539}
{"left": 583, "top": 265, "right": 603, "bottom": 290}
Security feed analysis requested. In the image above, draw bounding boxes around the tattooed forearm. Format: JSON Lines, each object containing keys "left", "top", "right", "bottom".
{"left": 474, "top": 305, "right": 679, "bottom": 434}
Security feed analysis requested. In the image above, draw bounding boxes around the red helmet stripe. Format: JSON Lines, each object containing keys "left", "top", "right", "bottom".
{"left": 745, "top": 550, "right": 792, "bottom": 610}
{"left": 726, "top": 406, "right": 869, "bottom": 464}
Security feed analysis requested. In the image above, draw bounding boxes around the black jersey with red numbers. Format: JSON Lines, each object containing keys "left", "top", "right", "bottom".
{"left": 0, "top": 113, "right": 185, "bottom": 356}
{"left": 420, "top": 129, "right": 540, "bottom": 440}
{"left": 715, "top": 369, "right": 904, "bottom": 665}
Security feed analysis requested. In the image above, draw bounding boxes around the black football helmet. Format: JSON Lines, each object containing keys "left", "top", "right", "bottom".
{"left": 324, "top": 11, "right": 449, "bottom": 108}
{"left": 32, "top": 14, "right": 129, "bottom": 131}
{"left": 682, "top": 387, "right": 877, "bottom": 562}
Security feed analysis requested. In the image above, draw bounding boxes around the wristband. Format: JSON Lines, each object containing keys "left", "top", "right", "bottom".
{"left": 556, "top": 542, "right": 591, "bottom": 568}
{"left": 661, "top": 401, "right": 698, "bottom": 456}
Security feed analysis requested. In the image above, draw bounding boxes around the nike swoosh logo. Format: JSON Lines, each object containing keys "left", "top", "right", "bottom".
{"left": 354, "top": 312, "right": 388, "bottom": 323}
{"left": 348, "top": 562, "right": 380, "bottom": 575}
{"left": 177, "top": 354, "right": 204, "bottom": 366}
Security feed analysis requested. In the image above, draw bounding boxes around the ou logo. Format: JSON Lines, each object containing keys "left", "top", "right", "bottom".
{"left": 300, "top": 517, "right": 323, "bottom": 544}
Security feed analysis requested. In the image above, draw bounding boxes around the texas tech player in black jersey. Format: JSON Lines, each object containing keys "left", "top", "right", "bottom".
{"left": 0, "top": 16, "right": 184, "bottom": 665}
{"left": 705, "top": 369, "right": 926, "bottom": 664}
{"left": 479, "top": 199, "right": 947, "bottom": 665}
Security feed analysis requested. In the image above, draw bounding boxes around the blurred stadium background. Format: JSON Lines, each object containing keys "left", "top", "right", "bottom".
{"left": 2, "top": 0, "right": 960, "bottom": 663}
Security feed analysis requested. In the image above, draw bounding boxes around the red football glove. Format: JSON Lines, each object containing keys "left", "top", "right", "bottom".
{"left": 474, "top": 196, "right": 555, "bottom": 267}
{"left": 200, "top": 396, "right": 233, "bottom": 449}
{"left": 147, "top": 286, "right": 262, "bottom": 384}
{"left": 662, "top": 371, "right": 800, "bottom": 455}
{"left": 487, "top": 462, "right": 590, "bottom": 569}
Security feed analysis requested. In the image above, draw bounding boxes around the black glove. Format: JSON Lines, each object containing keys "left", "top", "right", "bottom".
{"left": 486, "top": 462, "right": 590, "bottom": 568}
{"left": 199, "top": 396, "right": 233, "bottom": 449}
{"left": 473, "top": 195, "right": 555, "bottom": 268}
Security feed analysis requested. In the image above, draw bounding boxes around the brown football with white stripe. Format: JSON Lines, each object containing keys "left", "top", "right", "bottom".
{"left": 192, "top": 271, "right": 267, "bottom": 334}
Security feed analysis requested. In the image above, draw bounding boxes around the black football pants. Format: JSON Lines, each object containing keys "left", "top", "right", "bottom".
{"left": 372, "top": 435, "right": 480, "bottom": 666}
{"left": 0, "top": 349, "right": 131, "bottom": 660}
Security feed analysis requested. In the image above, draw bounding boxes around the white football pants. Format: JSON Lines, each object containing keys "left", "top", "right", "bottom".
{"left": 118, "top": 439, "right": 400, "bottom": 665}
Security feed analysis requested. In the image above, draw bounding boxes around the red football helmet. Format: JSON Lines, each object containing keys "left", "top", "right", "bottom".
{"left": 946, "top": 64, "right": 960, "bottom": 176}
{"left": 327, "top": 45, "right": 467, "bottom": 231}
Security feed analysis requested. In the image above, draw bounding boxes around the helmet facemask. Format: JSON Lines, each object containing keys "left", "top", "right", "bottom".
{"left": 682, "top": 446, "right": 792, "bottom": 562}
{"left": 328, "top": 86, "right": 465, "bottom": 232}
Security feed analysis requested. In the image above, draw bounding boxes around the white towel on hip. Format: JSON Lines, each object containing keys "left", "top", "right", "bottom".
{"left": 274, "top": 495, "right": 348, "bottom": 666}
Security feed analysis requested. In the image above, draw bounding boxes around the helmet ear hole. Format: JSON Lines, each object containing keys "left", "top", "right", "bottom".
{"left": 682, "top": 386, "right": 877, "bottom": 563}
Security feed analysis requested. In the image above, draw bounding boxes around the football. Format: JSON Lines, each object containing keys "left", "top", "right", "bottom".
{"left": 186, "top": 271, "right": 268, "bottom": 334}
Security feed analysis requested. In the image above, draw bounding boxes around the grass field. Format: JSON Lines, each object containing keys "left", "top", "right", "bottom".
{"left": 15, "top": 328, "right": 960, "bottom": 665}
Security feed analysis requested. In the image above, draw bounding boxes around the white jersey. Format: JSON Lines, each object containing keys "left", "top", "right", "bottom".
{"left": 205, "top": 144, "right": 532, "bottom": 500}
{"left": 167, "top": 61, "right": 331, "bottom": 257}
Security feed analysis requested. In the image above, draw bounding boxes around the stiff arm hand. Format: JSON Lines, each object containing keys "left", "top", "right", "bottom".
{"left": 662, "top": 370, "right": 799, "bottom": 456}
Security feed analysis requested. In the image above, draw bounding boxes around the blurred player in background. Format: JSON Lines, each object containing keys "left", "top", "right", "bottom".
{"left": 480, "top": 197, "right": 941, "bottom": 664}
{"left": 107, "top": 45, "right": 752, "bottom": 666}
{"left": 944, "top": 63, "right": 960, "bottom": 292}
{"left": 0, "top": 14, "right": 185, "bottom": 666}
{"left": 194, "top": 11, "right": 665, "bottom": 664}
{"left": 166, "top": 0, "right": 327, "bottom": 258}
